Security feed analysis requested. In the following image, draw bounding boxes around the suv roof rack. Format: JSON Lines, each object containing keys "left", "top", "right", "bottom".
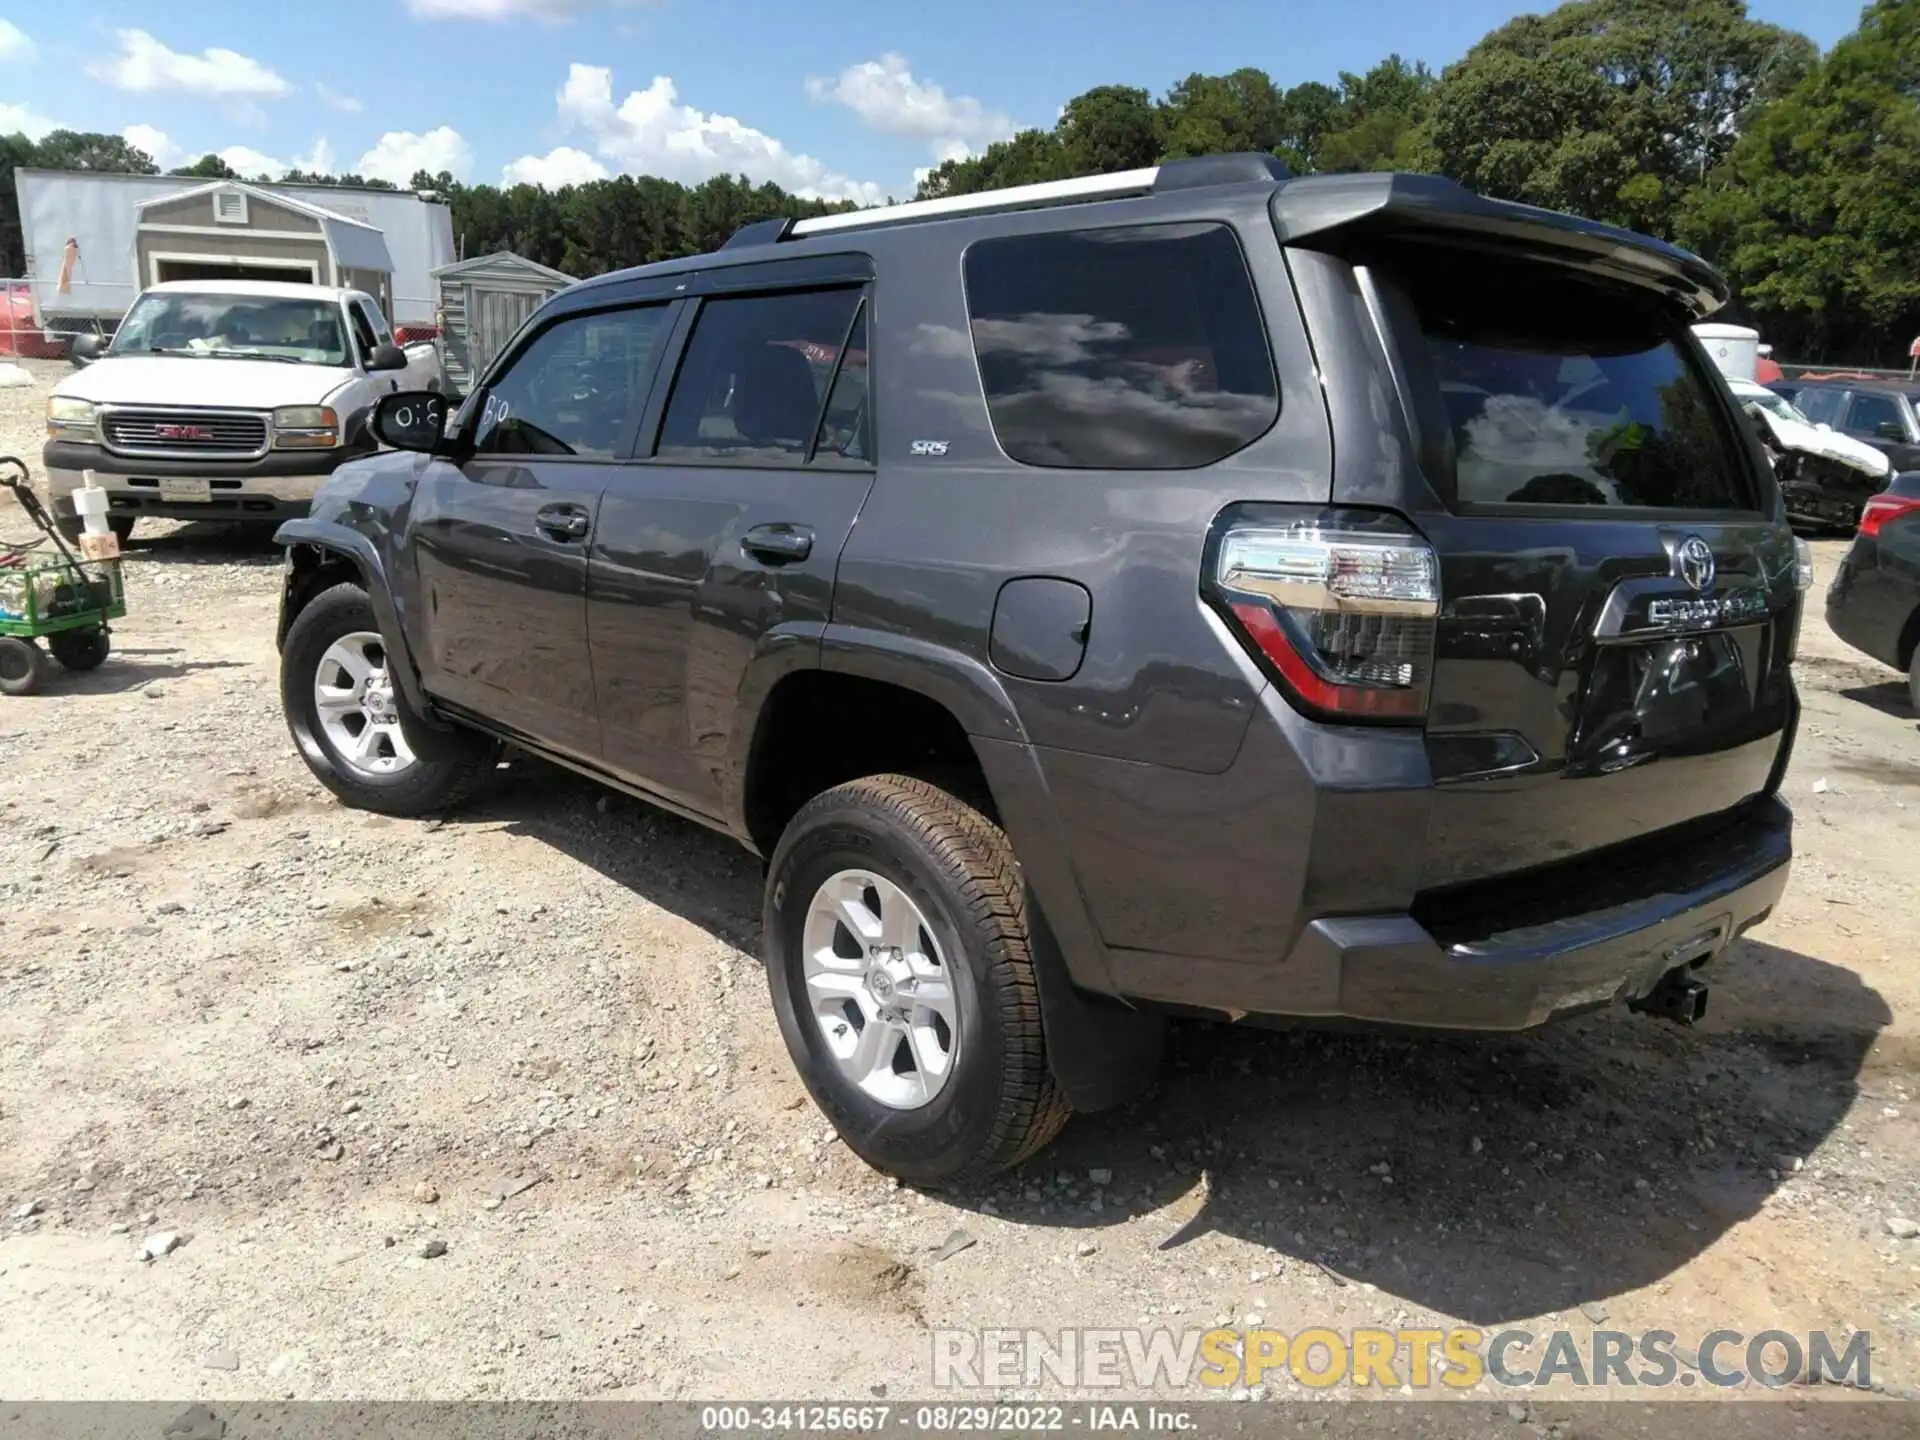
{"left": 727, "top": 152, "right": 1292, "bottom": 246}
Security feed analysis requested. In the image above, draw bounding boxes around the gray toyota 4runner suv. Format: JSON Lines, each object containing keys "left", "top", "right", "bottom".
{"left": 274, "top": 153, "right": 1807, "bottom": 1184}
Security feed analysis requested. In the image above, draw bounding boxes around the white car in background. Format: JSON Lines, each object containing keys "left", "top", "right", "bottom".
{"left": 42, "top": 280, "right": 444, "bottom": 541}
{"left": 1729, "top": 377, "right": 1894, "bottom": 529}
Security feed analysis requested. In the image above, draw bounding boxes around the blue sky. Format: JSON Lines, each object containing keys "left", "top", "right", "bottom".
{"left": 0, "top": 0, "right": 1869, "bottom": 202}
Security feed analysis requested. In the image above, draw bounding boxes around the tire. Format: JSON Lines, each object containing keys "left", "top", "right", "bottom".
{"left": 763, "top": 774, "right": 1070, "bottom": 1186}
{"left": 0, "top": 637, "right": 46, "bottom": 696}
{"left": 281, "top": 581, "right": 499, "bottom": 816}
{"left": 1909, "top": 645, "right": 1920, "bottom": 716}
{"left": 108, "top": 516, "right": 135, "bottom": 544}
{"left": 48, "top": 627, "right": 109, "bottom": 671}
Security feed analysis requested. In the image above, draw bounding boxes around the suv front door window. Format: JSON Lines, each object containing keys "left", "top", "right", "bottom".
{"left": 409, "top": 301, "right": 674, "bottom": 757}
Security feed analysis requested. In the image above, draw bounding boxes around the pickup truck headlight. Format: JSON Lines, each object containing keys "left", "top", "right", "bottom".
{"left": 273, "top": 406, "right": 340, "bottom": 449}
{"left": 46, "top": 396, "right": 97, "bottom": 440}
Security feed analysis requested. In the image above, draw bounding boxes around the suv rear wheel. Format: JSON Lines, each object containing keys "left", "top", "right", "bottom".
{"left": 763, "top": 775, "right": 1070, "bottom": 1186}
{"left": 281, "top": 581, "right": 499, "bottom": 816}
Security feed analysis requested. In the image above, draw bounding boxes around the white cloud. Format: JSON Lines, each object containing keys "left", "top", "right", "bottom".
{"left": 315, "top": 83, "right": 363, "bottom": 114}
{"left": 807, "top": 53, "right": 1015, "bottom": 163}
{"left": 0, "top": 19, "right": 36, "bottom": 63}
{"left": 354, "top": 126, "right": 473, "bottom": 185}
{"left": 502, "top": 145, "right": 608, "bottom": 188}
{"left": 90, "top": 28, "right": 291, "bottom": 97}
{"left": 219, "top": 145, "right": 291, "bottom": 178}
{"left": 406, "top": 0, "right": 648, "bottom": 19}
{"left": 0, "top": 100, "right": 58, "bottom": 141}
{"left": 295, "top": 137, "right": 336, "bottom": 174}
{"left": 528, "top": 63, "right": 881, "bottom": 203}
{"left": 123, "top": 124, "right": 185, "bottom": 170}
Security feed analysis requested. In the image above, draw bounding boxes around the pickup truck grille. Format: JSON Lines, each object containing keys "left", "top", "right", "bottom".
{"left": 101, "top": 408, "right": 268, "bottom": 458}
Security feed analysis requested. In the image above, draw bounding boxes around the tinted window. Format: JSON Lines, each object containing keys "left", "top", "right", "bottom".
{"left": 473, "top": 304, "right": 670, "bottom": 459}
{"left": 1847, "top": 392, "right": 1905, "bottom": 436}
{"left": 815, "top": 301, "right": 870, "bottom": 462}
{"left": 1388, "top": 245, "right": 1753, "bottom": 510}
{"left": 963, "top": 223, "right": 1278, "bottom": 469}
{"left": 657, "top": 288, "right": 865, "bottom": 462}
{"left": 1792, "top": 386, "right": 1842, "bottom": 425}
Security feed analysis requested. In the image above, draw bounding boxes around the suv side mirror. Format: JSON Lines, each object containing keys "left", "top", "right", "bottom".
{"left": 372, "top": 390, "right": 450, "bottom": 453}
{"left": 1876, "top": 421, "right": 1906, "bottom": 443}
{"left": 68, "top": 333, "right": 103, "bottom": 367}
{"left": 367, "top": 342, "right": 409, "bottom": 373}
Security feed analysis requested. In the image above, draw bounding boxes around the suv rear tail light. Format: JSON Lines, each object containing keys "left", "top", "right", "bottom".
{"left": 1860, "top": 492, "right": 1920, "bottom": 538}
{"left": 1208, "top": 508, "right": 1441, "bottom": 721}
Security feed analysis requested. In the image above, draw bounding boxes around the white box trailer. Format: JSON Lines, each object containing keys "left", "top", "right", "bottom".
{"left": 14, "top": 168, "right": 456, "bottom": 334}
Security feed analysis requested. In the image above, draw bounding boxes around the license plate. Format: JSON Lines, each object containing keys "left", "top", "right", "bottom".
{"left": 157, "top": 477, "right": 211, "bottom": 501}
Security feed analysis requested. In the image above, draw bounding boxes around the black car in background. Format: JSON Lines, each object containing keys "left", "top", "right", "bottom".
{"left": 1788, "top": 380, "right": 1920, "bottom": 473}
{"left": 1827, "top": 471, "right": 1920, "bottom": 710}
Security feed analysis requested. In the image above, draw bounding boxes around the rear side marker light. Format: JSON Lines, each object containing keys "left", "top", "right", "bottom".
{"left": 1860, "top": 493, "right": 1920, "bottom": 539}
{"left": 1211, "top": 514, "right": 1441, "bottom": 722}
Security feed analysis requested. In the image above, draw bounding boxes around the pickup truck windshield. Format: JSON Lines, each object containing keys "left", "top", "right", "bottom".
{"left": 111, "top": 293, "right": 349, "bottom": 367}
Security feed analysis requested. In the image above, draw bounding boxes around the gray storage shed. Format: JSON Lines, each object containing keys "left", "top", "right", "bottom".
{"left": 133, "top": 180, "right": 396, "bottom": 314}
{"left": 433, "top": 251, "right": 572, "bottom": 393}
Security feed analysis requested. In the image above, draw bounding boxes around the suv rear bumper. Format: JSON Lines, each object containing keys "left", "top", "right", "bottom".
{"left": 1105, "top": 795, "right": 1791, "bottom": 1030}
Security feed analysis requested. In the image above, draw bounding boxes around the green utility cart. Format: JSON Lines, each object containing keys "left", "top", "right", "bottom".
{"left": 0, "top": 457, "right": 125, "bottom": 696}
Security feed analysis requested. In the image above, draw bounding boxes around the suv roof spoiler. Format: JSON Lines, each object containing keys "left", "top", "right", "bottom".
{"left": 1272, "top": 171, "right": 1728, "bottom": 317}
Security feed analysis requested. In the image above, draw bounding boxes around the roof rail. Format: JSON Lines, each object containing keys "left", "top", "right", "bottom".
{"left": 788, "top": 167, "right": 1160, "bottom": 238}
{"left": 726, "top": 152, "right": 1294, "bottom": 248}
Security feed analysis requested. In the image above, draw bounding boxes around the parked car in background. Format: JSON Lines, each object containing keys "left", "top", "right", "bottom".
{"left": 273, "top": 157, "right": 1805, "bottom": 1183}
{"left": 1789, "top": 380, "right": 1920, "bottom": 475}
{"left": 1827, "top": 471, "right": 1920, "bottom": 711}
{"left": 41, "top": 280, "right": 444, "bottom": 541}
{"left": 1729, "top": 378, "right": 1893, "bottom": 529}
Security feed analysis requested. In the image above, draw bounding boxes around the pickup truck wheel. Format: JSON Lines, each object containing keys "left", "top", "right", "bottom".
{"left": 764, "top": 775, "right": 1070, "bottom": 1186}
{"left": 1909, "top": 645, "right": 1920, "bottom": 715}
{"left": 281, "top": 581, "right": 499, "bottom": 816}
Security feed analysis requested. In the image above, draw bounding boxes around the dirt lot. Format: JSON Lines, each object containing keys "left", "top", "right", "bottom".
{"left": 1, "top": 356, "right": 1917, "bottom": 1406}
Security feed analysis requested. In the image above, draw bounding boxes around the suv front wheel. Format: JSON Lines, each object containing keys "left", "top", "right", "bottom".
{"left": 281, "top": 581, "right": 500, "bottom": 816}
{"left": 764, "top": 775, "right": 1070, "bottom": 1186}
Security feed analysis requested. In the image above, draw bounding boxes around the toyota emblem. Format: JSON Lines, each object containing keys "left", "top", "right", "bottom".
{"left": 1674, "top": 535, "right": 1716, "bottom": 593}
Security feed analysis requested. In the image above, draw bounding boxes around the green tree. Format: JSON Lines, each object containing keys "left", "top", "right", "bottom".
{"left": 1424, "top": 0, "right": 1814, "bottom": 233}
{"left": 1059, "top": 85, "right": 1162, "bottom": 174}
{"left": 1161, "top": 69, "right": 1284, "bottom": 158}
{"left": 171, "top": 154, "right": 238, "bottom": 179}
{"left": 1320, "top": 56, "right": 1437, "bottom": 171}
{"left": 1678, "top": 0, "right": 1920, "bottom": 363}
{"left": 30, "top": 129, "right": 161, "bottom": 174}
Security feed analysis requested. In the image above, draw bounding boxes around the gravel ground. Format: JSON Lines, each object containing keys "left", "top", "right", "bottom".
{"left": 1, "top": 357, "right": 1918, "bottom": 1408}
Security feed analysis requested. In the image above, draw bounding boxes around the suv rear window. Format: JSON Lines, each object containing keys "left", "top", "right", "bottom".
{"left": 1378, "top": 245, "right": 1755, "bottom": 512}
{"left": 963, "top": 223, "right": 1278, "bottom": 469}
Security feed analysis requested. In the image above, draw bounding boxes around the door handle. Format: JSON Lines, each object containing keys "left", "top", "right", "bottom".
{"left": 535, "top": 504, "right": 591, "bottom": 541}
{"left": 742, "top": 524, "right": 813, "bottom": 564}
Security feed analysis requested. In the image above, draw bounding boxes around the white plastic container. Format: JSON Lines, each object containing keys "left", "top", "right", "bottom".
{"left": 1692, "top": 323, "right": 1761, "bottom": 383}
{"left": 70, "top": 470, "right": 110, "bottom": 536}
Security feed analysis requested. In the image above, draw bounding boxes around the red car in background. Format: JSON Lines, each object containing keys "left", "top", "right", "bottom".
{"left": 0, "top": 282, "right": 65, "bottom": 360}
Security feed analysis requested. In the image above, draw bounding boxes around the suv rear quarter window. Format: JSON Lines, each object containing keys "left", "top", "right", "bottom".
{"left": 963, "top": 222, "right": 1278, "bottom": 469}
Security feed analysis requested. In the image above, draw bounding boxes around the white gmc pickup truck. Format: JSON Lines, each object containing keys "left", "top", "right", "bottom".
{"left": 43, "top": 280, "right": 444, "bottom": 540}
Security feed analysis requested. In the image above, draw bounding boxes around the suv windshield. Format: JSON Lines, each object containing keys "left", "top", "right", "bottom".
{"left": 1373, "top": 243, "right": 1756, "bottom": 511}
{"left": 111, "top": 292, "right": 349, "bottom": 367}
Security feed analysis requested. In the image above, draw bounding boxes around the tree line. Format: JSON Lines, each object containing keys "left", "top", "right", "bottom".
{"left": 3, "top": 0, "right": 1915, "bottom": 363}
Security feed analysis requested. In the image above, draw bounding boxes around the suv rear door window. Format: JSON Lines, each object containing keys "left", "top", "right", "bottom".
{"left": 963, "top": 223, "right": 1278, "bottom": 469}
{"left": 1381, "top": 245, "right": 1755, "bottom": 511}
{"left": 473, "top": 303, "right": 671, "bottom": 459}
{"left": 655, "top": 288, "right": 866, "bottom": 463}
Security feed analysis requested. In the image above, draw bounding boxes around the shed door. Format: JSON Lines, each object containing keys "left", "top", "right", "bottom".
{"left": 473, "top": 288, "right": 544, "bottom": 377}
